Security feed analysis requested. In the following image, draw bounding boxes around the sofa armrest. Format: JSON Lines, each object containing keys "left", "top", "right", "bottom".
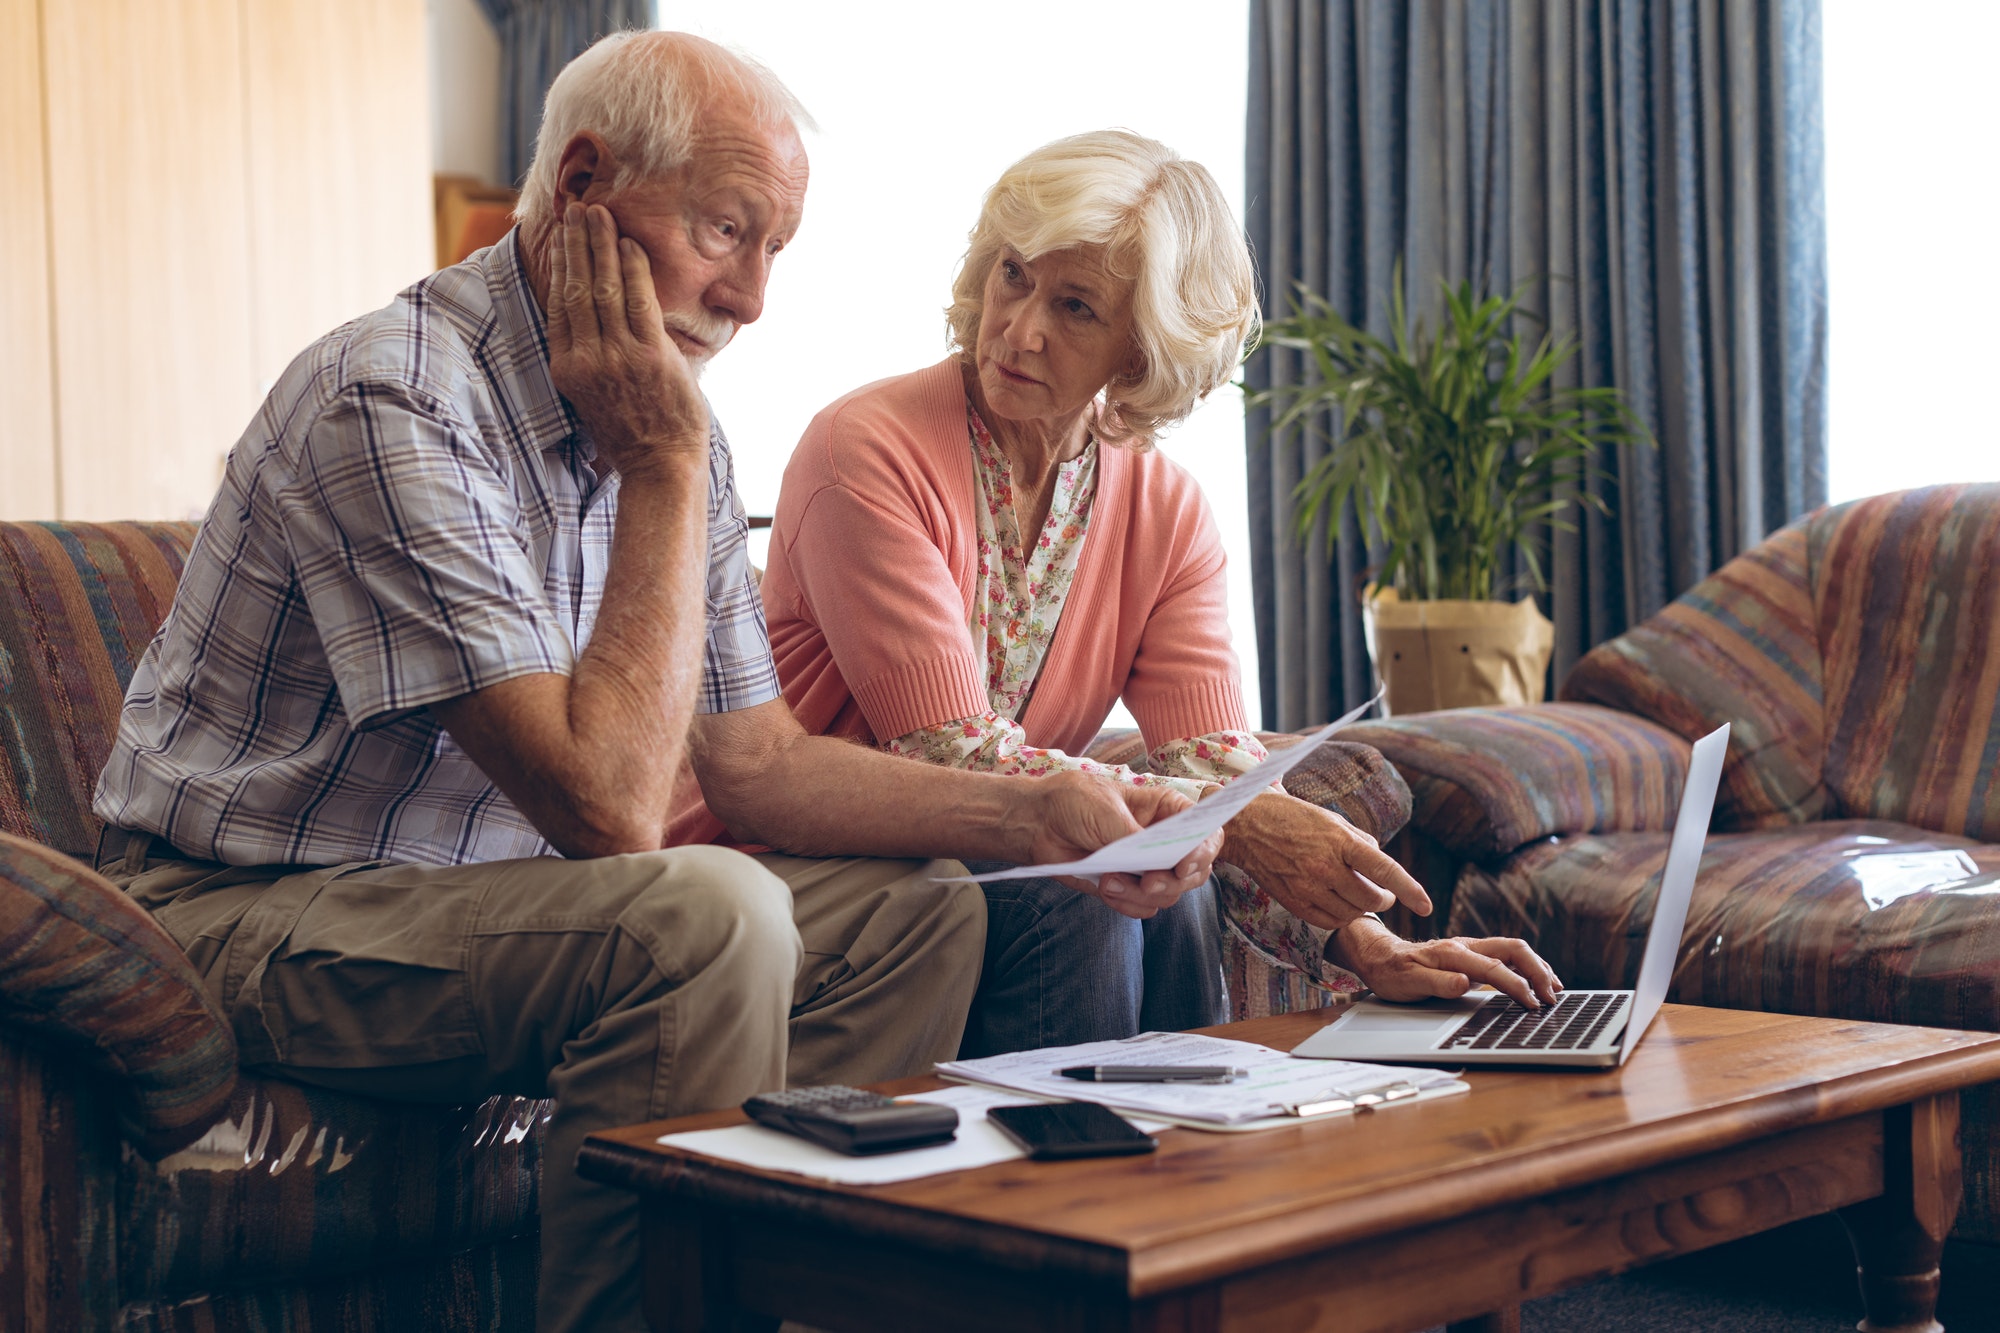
{"left": 0, "top": 832, "right": 237, "bottom": 1156}
{"left": 1257, "top": 736, "right": 1412, "bottom": 843}
{"left": 1082, "top": 732, "right": 1413, "bottom": 843}
{"left": 1343, "top": 703, "right": 1689, "bottom": 862}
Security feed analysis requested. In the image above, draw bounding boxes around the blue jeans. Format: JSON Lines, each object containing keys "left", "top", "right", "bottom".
{"left": 957, "top": 867, "right": 1227, "bottom": 1057}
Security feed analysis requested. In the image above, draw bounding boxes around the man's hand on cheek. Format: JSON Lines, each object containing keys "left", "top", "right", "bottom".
{"left": 545, "top": 203, "right": 709, "bottom": 479}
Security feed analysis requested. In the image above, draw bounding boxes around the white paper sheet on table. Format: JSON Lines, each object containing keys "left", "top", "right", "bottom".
{"left": 936, "top": 1030, "right": 1463, "bottom": 1130}
{"left": 941, "top": 691, "right": 1383, "bottom": 884}
{"left": 654, "top": 1083, "right": 1170, "bottom": 1186}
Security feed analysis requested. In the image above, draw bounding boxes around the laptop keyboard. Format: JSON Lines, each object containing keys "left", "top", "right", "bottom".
{"left": 1442, "top": 991, "right": 1628, "bottom": 1052}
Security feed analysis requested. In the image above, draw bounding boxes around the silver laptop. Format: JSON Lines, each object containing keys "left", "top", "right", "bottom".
{"left": 1291, "top": 723, "right": 1729, "bottom": 1070}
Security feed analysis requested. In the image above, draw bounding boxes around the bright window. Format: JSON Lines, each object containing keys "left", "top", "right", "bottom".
{"left": 665, "top": 1, "right": 1256, "bottom": 725}
{"left": 1824, "top": 1, "right": 2000, "bottom": 502}
{"left": 649, "top": 4, "right": 1966, "bottom": 730}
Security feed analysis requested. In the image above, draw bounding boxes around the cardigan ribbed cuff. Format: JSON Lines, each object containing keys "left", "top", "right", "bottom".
{"left": 1132, "top": 678, "right": 1251, "bottom": 750}
{"left": 851, "top": 651, "right": 991, "bottom": 742}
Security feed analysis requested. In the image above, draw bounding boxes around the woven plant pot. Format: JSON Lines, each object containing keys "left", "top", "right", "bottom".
{"left": 1362, "top": 587, "right": 1555, "bottom": 715}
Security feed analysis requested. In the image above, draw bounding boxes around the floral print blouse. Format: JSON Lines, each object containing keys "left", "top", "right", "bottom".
{"left": 882, "top": 398, "right": 1361, "bottom": 991}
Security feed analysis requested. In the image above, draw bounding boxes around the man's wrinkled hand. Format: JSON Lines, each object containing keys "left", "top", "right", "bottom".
{"left": 1220, "top": 791, "right": 1432, "bottom": 930}
{"left": 1028, "top": 772, "right": 1218, "bottom": 920}
{"left": 545, "top": 203, "right": 708, "bottom": 480}
{"left": 1330, "top": 917, "right": 1561, "bottom": 1010}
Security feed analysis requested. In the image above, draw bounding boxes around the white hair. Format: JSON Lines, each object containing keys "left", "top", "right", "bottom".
{"left": 945, "top": 130, "right": 1260, "bottom": 449}
{"left": 515, "top": 30, "right": 812, "bottom": 241}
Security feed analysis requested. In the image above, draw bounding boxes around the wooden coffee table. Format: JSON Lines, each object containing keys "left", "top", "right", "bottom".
{"left": 579, "top": 1005, "right": 2000, "bottom": 1333}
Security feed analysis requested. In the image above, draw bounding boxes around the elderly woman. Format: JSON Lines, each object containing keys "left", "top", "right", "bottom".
{"left": 671, "top": 131, "right": 1557, "bottom": 1054}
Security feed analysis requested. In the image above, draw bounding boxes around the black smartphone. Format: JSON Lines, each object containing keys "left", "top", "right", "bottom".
{"left": 986, "top": 1101, "right": 1157, "bottom": 1160}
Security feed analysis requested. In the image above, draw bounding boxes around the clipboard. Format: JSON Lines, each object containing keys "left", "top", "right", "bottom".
{"left": 936, "top": 1072, "right": 1470, "bottom": 1133}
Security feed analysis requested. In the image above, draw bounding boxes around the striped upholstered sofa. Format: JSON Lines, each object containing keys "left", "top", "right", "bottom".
{"left": 0, "top": 522, "right": 546, "bottom": 1332}
{"left": 1345, "top": 483, "right": 2000, "bottom": 1247}
{"left": 0, "top": 519, "right": 1411, "bottom": 1330}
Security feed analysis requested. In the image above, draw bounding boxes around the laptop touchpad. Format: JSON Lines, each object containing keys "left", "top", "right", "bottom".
{"left": 1341, "top": 1006, "right": 1466, "bottom": 1035}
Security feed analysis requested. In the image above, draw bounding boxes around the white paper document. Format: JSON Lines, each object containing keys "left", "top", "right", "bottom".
{"left": 936, "top": 1030, "right": 1463, "bottom": 1129}
{"left": 944, "top": 691, "right": 1384, "bottom": 884}
{"left": 654, "top": 1084, "right": 1169, "bottom": 1187}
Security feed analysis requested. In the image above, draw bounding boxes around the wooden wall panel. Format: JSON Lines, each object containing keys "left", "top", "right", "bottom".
{"left": 43, "top": 0, "right": 258, "bottom": 521}
{"left": 0, "top": 0, "right": 58, "bottom": 518}
{"left": 244, "top": 0, "right": 433, "bottom": 394}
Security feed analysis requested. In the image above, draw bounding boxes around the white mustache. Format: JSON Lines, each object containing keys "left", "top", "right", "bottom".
{"left": 664, "top": 311, "right": 736, "bottom": 359}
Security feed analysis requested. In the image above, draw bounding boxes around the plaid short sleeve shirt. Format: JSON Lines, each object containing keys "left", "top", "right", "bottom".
{"left": 93, "top": 230, "right": 782, "bottom": 867}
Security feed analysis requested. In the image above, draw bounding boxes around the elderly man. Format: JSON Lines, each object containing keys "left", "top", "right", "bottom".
{"left": 91, "top": 30, "right": 1214, "bottom": 1333}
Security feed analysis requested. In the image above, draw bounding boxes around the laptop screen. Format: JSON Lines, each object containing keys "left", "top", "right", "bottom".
{"left": 1618, "top": 723, "right": 1731, "bottom": 1063}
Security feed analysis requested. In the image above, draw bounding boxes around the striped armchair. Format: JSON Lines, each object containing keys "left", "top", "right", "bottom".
{"left": 1344, "top": 484, "right": 2000, "bottom": 1246}
{"left": 0, "top": 523, "right": 545, "bottom": 1333}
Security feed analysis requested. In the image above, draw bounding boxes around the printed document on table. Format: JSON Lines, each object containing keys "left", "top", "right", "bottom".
{"left": 936, "top": 1031, "right": 1462, "bottom": 1128}
{"left": 941, "top": 691, "right": 1383, "bottom": 884}
{"left": 655, "top": 1084, "right": 1171, "bottom": 1187}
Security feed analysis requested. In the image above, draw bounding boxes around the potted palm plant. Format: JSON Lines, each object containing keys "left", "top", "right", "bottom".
{"left": 1247, "top": 270, "right": 1648, "bottom": 714}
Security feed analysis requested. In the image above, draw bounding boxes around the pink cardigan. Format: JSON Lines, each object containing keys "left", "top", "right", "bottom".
{"left": 667, "top": 358, "right": 1249, "bottom": 847}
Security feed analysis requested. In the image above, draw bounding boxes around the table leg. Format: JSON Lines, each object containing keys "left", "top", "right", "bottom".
{"left": 1839, "top": 1095, "right": 1961, "bottom": 1333}
{"left": 1445, "top": 1308, "right": 1520, "bottom": 1333}
{"left": 641, "top": 1197, "right": 779, "bottom": 1333}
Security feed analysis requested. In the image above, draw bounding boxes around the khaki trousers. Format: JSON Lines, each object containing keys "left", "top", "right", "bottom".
{"left": 99, "top": 833, "right": 985, "bottom": 1333}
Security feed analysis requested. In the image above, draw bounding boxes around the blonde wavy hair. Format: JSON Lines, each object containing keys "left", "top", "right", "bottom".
{"left": 945, "top": 130, "right": 1260, "bottom": 448}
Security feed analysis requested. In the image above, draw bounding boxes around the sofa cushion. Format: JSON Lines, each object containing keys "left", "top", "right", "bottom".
{"left": 1448, "top": 819, "right": 2000, "bottom": 1032}
{"left": 120, "top": 1077, "right": 548, "bottom": 1304}
{"left": 1805, "top": 484, "right": 2000, "bottom": 842}
{"left": 1565, "top": 484, "right": 2000, "bottom": 845}
{"left": 1449, "top": 817, "right": 2000, "bottom": 1246}
{"left": 0, "top": 831, "right": 235, "bottom": 1155}
{"left": 0, "top": 522, "right": 197, "bottom": 858}
{"left": 1345, "top": 703, "right": 1688, "bottom": 863}
{"left": 1562, "top": 522, "right": 1829, "bottom": 831}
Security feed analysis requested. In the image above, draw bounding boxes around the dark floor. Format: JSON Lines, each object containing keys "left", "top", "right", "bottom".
{"left": 1422, "top": 1216, "right": 2000, "bottom": 1332}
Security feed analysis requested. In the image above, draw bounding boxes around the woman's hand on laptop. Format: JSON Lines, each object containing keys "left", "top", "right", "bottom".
{"left": 1328, "top": 918, "right": 1562, "bottom": 1009}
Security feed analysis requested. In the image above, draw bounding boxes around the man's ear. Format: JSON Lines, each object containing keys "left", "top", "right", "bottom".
{"left": 554, "top": 132, "right": 616, "bottom": 208}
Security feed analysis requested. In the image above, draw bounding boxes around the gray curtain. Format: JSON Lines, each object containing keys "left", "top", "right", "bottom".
{"left": 477, "top": 0, "right": 656, "bottom": 187}
{"left": 1244, "top": 0, "right": 1827, "bottom": 729}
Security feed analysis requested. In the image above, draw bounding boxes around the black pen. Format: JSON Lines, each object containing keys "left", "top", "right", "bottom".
{"left": 1058, "top": 1065, "right": 1247, "bottom": 1083}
